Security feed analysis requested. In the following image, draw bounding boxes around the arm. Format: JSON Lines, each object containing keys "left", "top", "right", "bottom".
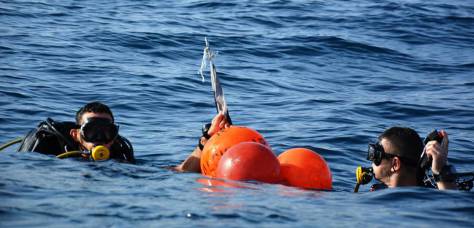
{"left": 173, "top": 140, "right": 205, "bottom": 173}
{"left": 424, "top": 130, "right": 457, "bottom": 190}
{"left": 174, "top": 112, "right": 230, "bottom": 173}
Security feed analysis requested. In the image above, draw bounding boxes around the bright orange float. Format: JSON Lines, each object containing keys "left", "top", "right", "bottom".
{"left": 200, "top": 126, "right": 268, "bottom": 177}
{"left": 215, "top": 142, "right": 280, "bottom": 183}
{"left": 278, "top": 148, "right": 332, "bottom": 190}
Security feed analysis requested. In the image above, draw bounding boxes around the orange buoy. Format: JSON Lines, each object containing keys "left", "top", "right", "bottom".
{"left": 200, "top": 126, "right": 268, "bottom": 177}
{"left": 215, "top": 142, "right": 280, "bottom": 183}
{"left": 278, "top": 148, "right": 332, "bottom": 190}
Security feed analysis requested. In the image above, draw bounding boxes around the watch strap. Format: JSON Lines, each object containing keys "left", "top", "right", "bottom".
{"left": 433, "top": 165, "right": 456, "bottom": 182}
{"left": 202, "top": 123, "right": 212, "bottom": 139}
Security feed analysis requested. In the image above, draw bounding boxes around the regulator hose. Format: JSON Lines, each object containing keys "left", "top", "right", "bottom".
{"left": 0, "top": 137, "right": 23, "bottom": 151}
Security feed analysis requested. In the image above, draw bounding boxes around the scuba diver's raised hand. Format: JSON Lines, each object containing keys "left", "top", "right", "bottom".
{"left": 207, "top": 112, "right": 231, "bottom": 137}
{"left": 424, "top": 130, "right": 457, "bottom": 190}
{"left": 198, "top": 112, "right": 230, "bottom": 152}
{"left": 424, "top": 130, "right": 449, "bottom": 175}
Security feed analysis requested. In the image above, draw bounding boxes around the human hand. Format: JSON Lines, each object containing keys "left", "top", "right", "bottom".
{"left": 207, "top": 112, "right": 230, "bottom": 137}
{"left": 424, "top": 130, "right": 449, "bottom": 174}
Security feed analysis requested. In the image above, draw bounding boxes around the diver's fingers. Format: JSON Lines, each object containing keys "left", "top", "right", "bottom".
{"left": 208, "top": 112, "right": 225, "bottom": 136}
{"left": 424, "top": 141, "right": 440, "bottom": 160}
{"left": 212, "top": 112, "right": 224, "bottom": 125}
{"left": 425, "top": 140, "right": 447, "bottom": 174}
{"left": 217, "top": 112, "right": 230, "bottom": 129}
{"left": 439, "top": 130, "right": 449, "bottom": 152}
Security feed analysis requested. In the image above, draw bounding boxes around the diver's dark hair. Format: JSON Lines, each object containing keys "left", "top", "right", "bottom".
{"left": 378, "top": 127, "right": 423, "bottom": 166}
{"left": 75, "top": 102, "right": 114, "bottom": 124}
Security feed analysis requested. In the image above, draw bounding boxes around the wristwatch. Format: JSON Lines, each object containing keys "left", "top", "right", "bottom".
{"left": 202, "top": 123, "right": 212, "bottom": 139}
{"left": 433, "top": 164, "right": 456, "bottom": 182}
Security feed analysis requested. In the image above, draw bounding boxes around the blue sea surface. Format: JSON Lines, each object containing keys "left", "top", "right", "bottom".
{"left": 1, "top": 0, "right": 473, "bottom": 227}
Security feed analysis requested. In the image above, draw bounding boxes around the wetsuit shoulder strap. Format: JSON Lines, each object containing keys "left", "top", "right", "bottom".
{"left": 44, "top": 118, "right": 78, "bottom": 150}
{"left": 18, "top": 118, "right": 79, "bottom": 154}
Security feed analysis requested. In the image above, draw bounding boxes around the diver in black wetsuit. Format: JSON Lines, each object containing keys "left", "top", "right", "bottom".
{"left": 17, "top": 101, "right": 135, "bottom": 163}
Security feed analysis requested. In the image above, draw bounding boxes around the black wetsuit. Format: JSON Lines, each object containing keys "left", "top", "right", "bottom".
{"left": 17, "top": 118, "right": 135, "bottom": 163}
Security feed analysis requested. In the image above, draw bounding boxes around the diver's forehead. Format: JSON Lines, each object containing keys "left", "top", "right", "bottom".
{"left": 80, "top": 112, "right": 113, "bottom": 124}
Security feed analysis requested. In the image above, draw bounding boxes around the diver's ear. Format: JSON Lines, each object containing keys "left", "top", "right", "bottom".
{"left": 70, "top": 129, "right": 80, "bottom": 142}
{"left": 391, "top": 157, "right": 401, "bottom": 172}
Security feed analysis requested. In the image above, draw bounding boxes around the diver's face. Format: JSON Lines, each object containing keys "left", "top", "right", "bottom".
{"left": 76, "top": 112, "right": 115, "bottom": 151}
{"left": 371, "top": 138, "right": 394, "bottom": 185}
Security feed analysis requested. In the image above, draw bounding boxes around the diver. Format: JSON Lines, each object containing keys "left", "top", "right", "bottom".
{"left": 16, "top": 101, "right": 135, "bottom": 163}
{"left": 355, "top": 127, "right": 473, "bottom": 192}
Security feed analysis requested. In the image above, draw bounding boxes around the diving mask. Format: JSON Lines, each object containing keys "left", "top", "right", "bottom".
{"left": 368, "top": 142, "right": 418, "bottom": 167}
{"left": 80, "top": 117, "right": 119, "bottom": 144}
{"left": 367, "top": 142, "right": 397, "bottom": 166}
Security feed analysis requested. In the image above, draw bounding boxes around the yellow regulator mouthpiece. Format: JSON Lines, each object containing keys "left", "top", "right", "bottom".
{"left": 91, "top": 145, "right": 110, "bottom": 161}
{"left": 356, "top": 166, "right": 373, "bottom": 185}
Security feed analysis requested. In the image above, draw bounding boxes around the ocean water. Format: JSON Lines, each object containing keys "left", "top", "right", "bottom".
{"left": 1, "top": 0, "right": 473, "bottom": 227}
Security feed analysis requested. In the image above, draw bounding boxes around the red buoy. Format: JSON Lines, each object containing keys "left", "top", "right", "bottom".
{"left": 215, "top": 142, "right": 280, "bottom": 183}
{"left": 278, "top": 148, "right": 332, "bottom": 190}
{"left": 200, "top": 126, "right": 268, "bottom": 177}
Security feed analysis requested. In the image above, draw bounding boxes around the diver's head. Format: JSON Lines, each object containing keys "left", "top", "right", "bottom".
{"left": 368, "top": 127, "right": 423, "bottom": 187}
{"left": 70, "top": 102, "right": 118, "bottom": 151}
{"left": 75, "top": 101, "right": 114, "bottom": 124}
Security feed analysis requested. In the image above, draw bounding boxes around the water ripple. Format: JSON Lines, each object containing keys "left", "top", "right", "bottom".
{"left": 1, "top": 0, "right": 473, "bottom": 227}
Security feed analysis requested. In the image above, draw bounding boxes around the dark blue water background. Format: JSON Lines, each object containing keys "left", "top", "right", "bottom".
{"left": 1, "top": 0, "right": 473, "bottom": 227}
